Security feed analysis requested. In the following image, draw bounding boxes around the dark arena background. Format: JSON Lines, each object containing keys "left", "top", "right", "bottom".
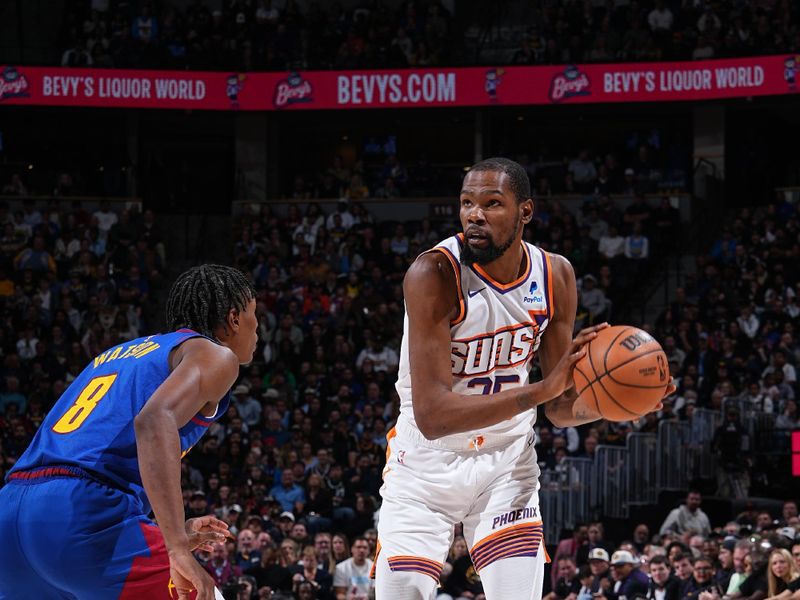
{"left": 1, "top": 1, "right": 799, "bottom": 599}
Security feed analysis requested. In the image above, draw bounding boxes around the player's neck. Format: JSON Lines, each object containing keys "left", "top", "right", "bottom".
{"left": 478, "top": 240, "right": 525, "bottom": 284}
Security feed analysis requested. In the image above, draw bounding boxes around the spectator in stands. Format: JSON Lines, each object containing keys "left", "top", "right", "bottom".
{"left": 247, "top": 543, "right": 292, "bottom": 593}
{"left": 232, "top": 384, "right": 262, "bottom": 428}
{"left": 682, "top": 555, "right": 717, "bottom": 600}
{"left": 568, "top": 149, "right": 598, "bottom": 193}
{"left": 624, "top": 223, "right": 650, "bottom": 261}
{"left": 766, "top": 548, "right": 800, "bottom": 598}
{"left": 648, "top": 554, "right": 682, "bottom": 600}
{"left": 235, "top": 528, "right": 262, "bottom": 572}
{"left": 672, "top": 552, "right": 694, "bottom": 585}
{"left": 0, "top": 376, "right": 26, "bottom": 414}
{"left": 660, "top": 491, "right": 711, "bottom": 537}
{"left": 722, "top": 541, "right": 754, "bottom": 597}
{"left": 131, "top": 4, "right": 158, "bottom": 43}
{"left": 61, "top": 40, "right": 93, "bottom": 66}
{"left": 601, "top": 550, "right": 649, "bottom": 600}
{"left": 354, "top": 336, "right": 398, "bottom": 373}
{"left": 14, "top": 236, "right": 56, "bottom": 273}
{"left": 599, "top": 225, "right": 626, "bottom": 261}
{"left": 292, "top": 545, "right": 333, "bottom": 597}
{"left": 578, "top": 435, "right": 599, "bottom": 460}
{"left": 712, "top": 408, "right": 750, "bottom": 498}
{"left": 547, "top": 555, "right": 581, "bottom": 600}
{"left": 775, "top": 400, "right": 798, "bottom": 430}
{"left": 648, "top": 1, "right": 674, "bottom": 32}
{"left": 579, "top": 274, "right": 610, "bottom": 325}
{"left": 332, "top": 536, "right": 373, "bottom": 599}
{"left": 578, "top": 523, "right": 615, "bottom": 565}
{"left": 556, "top": 525, "right": 589, "bottom": 569}
{"left": 270, "top": 470, "right": 305, "bottom": 514}
{"left": 588, "top": 548, "right": 612, "bottom": 594}
{"left": 205, "top": 541, "right": 242, "bottom": 589}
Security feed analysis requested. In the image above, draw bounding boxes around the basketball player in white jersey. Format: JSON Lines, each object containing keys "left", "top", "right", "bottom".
{"left": 374, "top": 158, "right": 674, "bottom": 600}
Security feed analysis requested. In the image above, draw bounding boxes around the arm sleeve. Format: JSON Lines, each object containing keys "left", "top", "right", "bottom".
{"left": 333, "top": 563, "right": 346, "bottom": 587}
{"left": 659, "top": 509, "right": 678, "bottom": 535}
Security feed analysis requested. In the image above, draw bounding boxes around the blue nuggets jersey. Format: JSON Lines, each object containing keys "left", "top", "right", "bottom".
{"left": 9, "top": 329, "right": 230, "bottom": 515}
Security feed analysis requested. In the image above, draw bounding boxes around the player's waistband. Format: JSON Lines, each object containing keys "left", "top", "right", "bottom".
{"left": 396, "top": 416, "right": 527, "bottom": 452}
{"left": 7, "top": 465, "right": 127, "bottom": 492}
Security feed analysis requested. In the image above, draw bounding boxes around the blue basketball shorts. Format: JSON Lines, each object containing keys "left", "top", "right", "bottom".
{"left": 0, "top": 466, "right": 185, "bottom": 600}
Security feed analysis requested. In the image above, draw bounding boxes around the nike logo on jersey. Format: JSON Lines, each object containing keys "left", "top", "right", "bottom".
{"left": 468, "top": 288, "right": 485, "bottom": 298}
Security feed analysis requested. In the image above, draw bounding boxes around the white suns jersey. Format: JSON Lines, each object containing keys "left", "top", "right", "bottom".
{"left": 396, "top": 234, "right": 555, "bottom": 450}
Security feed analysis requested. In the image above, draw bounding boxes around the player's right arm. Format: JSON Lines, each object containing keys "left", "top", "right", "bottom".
{"left": 134, "top": 337, "right": 240, "bottom": 600}
{"left": 405, "top": 253, "right": 598, "bottom": 440}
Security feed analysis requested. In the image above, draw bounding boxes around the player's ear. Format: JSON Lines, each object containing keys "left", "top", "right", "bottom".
{"left": 226, "top": 308, "right": 241, "bottom": 333}
{"left": 520, "top": 198, "right": 534, "bottom": 224}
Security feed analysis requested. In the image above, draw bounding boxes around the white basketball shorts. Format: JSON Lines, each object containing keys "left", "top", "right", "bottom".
{"left": 374, "top": 423, "right": 549, "bottom": 585}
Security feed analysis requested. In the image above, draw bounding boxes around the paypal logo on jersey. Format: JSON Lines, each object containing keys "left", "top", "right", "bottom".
{"left": 523, "top": 280, "right": 543, "bottom": 304}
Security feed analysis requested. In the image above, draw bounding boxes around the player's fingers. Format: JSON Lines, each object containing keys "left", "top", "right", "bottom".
{"left": 197, "top": 531, "right": 227, "bottom": 544}
{"left": 202, "top": 515, "right": 229, "bottom": 528}
{"left": 568, "top": 347, "right": 587, "bottom": 365}
{"left": 663, "top": 382, "right": 677, "bottom": 397}
{"left": 576, "top": 322, "right": 609, "bottom": 337}
{"left": 571, "top": 330, "right": 600, "bottom": 351}
{"left": 175, "top": 587, "right": 194, "bottom": 600}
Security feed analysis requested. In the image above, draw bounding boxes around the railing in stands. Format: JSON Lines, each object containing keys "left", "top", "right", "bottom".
{"left": 656, "top": 420, "right": 691, "bottom": 491}
{"left": 594, "top": 445, "right": 630, "bottom": 519}
{"left": 626, "top": 433, "right": 658, "bottom": 506}
{"left": 537, "top": 406, "right": 791, "bottom": 534}
{"left": 0, "top": 195, "right": 142, "bottom": 208}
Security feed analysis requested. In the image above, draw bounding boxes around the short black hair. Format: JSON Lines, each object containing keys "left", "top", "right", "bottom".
{"left": 466, "top": 157, "right": 532, "bottom": 203}
{"left": 166, "top": 264, "right": 255, "bottom": 339}
{"left": 650, "top": 555, "right": 670, "bottom": 567}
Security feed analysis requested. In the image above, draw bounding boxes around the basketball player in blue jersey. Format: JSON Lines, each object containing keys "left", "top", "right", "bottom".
{"left": 0, "top": 265, "right": 259, "bottom": 600}
{"left": 375, "top": 158, "right": 675, "bottom": 599}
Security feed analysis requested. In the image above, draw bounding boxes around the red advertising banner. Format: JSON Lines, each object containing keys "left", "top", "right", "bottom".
{"left": 1, "top": 54, "right": 797, "bottom": 112}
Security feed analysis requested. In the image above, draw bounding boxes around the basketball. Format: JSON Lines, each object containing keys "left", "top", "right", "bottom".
{"left": 574, "top": 325, "right": 670, "bottom": 422}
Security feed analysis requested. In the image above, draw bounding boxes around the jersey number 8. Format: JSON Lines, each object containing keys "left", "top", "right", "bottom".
{"left": 52, "top": 374, "right": 118, "bottom": 434}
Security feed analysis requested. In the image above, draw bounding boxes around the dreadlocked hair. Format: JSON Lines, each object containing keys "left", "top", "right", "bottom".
{"left": 166, "top": 264, "right": 256, "bottom": 339}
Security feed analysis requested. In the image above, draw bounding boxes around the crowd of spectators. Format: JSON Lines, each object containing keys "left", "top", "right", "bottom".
{"left": 287, "top": 132, "right": 687, "bottom": 203}
{"left": 57, "top": 0, "right": 799, "bottom": 73}
{"left": 653, "top": 200, "right": 800, "bottom": 498}
{"left": 0, "top": 198, "right": 165, "bottom": 475}
{"left": 59, "top": 0, "right": 455, "bottom": 71}
{"left": 506, "top": 0, "right": 799, "bottom": 65}
{"left": 0, "top": 167, "right": 797, "bottom": 598}
{"left": 544, "top": 493, "right": 800, "bottom": 600}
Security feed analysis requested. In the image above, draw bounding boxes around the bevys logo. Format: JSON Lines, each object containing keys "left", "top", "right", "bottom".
{"left": 0, "top": 66, "right": 30, "bottom": 101}
{"left": 784, "top": 56, "right": 799, "bottom": 90}
{"left": 484, "top": 68, "right": 504, "bottom": 102}
{"left": 273, "top": 72, "right": 313, "bottom": 108}
{"left": 548, "top": 65, "right": 590, "bottom": 103}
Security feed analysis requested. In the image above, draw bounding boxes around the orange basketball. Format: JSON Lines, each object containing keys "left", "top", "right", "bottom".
{"left": 573, "top": 325, "right": 670, "bottom": 422}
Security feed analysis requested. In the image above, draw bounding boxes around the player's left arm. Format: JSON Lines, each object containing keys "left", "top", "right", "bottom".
{"left": 539, "top": 255, "right": 606, "bottom": 427}
{"left": 135, "top": 339, "right": 240, "bottom": 553}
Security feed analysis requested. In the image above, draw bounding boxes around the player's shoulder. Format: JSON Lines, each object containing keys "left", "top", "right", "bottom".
{"left": 539, "top": 250, "right": 575, "bottom": 281}
{"left": 173, "top": 336, "right": 239, "bottom": 375}
{"left": 404, "top": 250, "right": 456, "bottom": 288}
